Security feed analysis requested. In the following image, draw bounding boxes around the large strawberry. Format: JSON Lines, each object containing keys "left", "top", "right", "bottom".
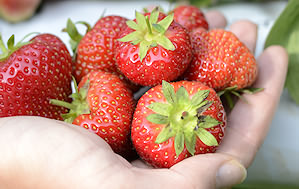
{"left": 0, "top": 33, "right": 72, "bottom": 119}
{"left": 131, "top": 80, "right": 226, "bottom": 168}
{"left": 71, "top": 15, "right": 128, "bottom": 82}
{"left": 51, "top": 70, "right": 136, "bottom": 157}
{"left": 184, "top": 28, "right": 258, "bottom": 91}
{"left": 172, "top": 5, "right": 209, "bottom": 31}
{"left": 115, "top": 10, "right": 192, "bottom": 86}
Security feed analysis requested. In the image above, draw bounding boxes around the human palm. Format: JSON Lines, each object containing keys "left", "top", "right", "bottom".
{"left": 0, "top": 11, "right": 288, "bottom": 189}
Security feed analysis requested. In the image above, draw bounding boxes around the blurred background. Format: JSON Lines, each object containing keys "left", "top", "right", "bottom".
{"left": 0, "top": 0, "right": 298, "bottom": 188}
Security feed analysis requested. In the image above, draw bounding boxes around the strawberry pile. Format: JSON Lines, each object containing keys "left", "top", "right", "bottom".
{"left": 0, "top": 5, "right": 258, "bottom": 168}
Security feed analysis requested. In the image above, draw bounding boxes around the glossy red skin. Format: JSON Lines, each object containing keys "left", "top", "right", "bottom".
{"left": 73, "top": 71, "right": 135, "bottom": 156}
{"left": 0, "top": 34, "right": 72, "bottom": 119}
{"left": 172, "top": 5, "right": 209, "bottom": 31}
{"left": 115, "top": 13, "right": 193, "bottom": 86}
{"left": 74, "top": 15, "right": 128, "bottom": 82}
{"left": 131, "top": 81, "right": 226, "bottom": 168}
{"left": 184, "top": 28, "right": 258, "bottom": 91}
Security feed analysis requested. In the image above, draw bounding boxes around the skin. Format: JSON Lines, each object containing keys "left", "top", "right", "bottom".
{"left": 0, "top": 11, "right": 288, "bottom": 189}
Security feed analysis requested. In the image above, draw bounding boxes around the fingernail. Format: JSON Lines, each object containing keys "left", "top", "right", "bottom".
{"left": 216, "top": 159, "right": 247, "bottom": 189}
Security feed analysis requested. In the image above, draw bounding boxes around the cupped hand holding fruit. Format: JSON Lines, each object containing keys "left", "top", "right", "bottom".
{"left": 0, "top": 10, "right": 288, "bottom": 189}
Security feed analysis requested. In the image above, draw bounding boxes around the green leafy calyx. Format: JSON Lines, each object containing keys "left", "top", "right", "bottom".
{"left": 63, "top": 18, "right": 91, "bottom": 55}
{"left": 118, "top": 10, "right": 175, "bottom": 62}
{"left": 217, "top": 85, "right": 264, "bottom": 109}
{"left": 146, "top": 81, "right": 220, "bottom": 157}
{"left": 50, "top": 77, "right": 90, "bottom": 123}
{"left": 0, "top": 33, "right": 37, "bottom": 61}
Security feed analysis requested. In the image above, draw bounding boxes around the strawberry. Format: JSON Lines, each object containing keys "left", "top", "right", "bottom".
{"left": 131, "top": 80, "right": 226, "bottom": 168}
{"left": 172, "top": 5, "right": 209, "bottom": 31}
{"left": 51, "top": 70, "right": 136, "bottom": 156}
{"left": 72, "top": 15, "right": 128, "bottom": 82}
{"left": 0, "top": 33, "right": 72, "bottom": 119}
{"left": 184, "top": 28, "right": 258, "bottom": 91}
{"left": 115, "top": 10, "right": 192, "bottom": 86}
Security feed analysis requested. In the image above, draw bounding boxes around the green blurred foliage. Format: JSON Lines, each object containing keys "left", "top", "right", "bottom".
{"left": 174, "top": 0, "right": 288, "bottom": 7}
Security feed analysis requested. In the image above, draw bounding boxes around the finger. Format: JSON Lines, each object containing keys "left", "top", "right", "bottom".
{"left": 217, "top": 46, "right": 288, "bottom": 167}
{"left": 131, "top": 159, "right": 153, "bottom": 169}
{"left": 205, "top": 10, "right": 227, "bottom": 29}
{"left": 229, "top": 20, "right": 257, "bottom": 53}
{"left": 132, "top": 153, "right": 247, "bottom": 189}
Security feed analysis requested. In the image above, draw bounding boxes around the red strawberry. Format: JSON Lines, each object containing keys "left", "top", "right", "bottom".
{"left": 0, "top": 33, "right": 72, "bottom": 119}
{"left": 73, "top": 15, "right": 128, "bottom": 82}
{"left": 51, "top": 70, "right": 136, "bottom": 156}
{"left": 172, "top": 5, "right": 209, "bottom": 31}
{"left": 131, "top": 80, "right": 226, "bottom": 168}
{"left": 184, "top": 28, "right": 258, "bottom": 91}
{"left": 115, "top": 10, "right": 192, "bottom": 86}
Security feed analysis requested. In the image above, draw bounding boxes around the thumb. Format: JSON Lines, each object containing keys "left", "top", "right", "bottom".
{"left": 132, "top": 153, "right": 247, "bottom": 189}
{"left": 171, "top": 153, "right": 247, "bottom": 189}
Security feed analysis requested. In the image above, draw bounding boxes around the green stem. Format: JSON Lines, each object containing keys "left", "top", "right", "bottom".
{"left": 224, "top": 92, "right": 234, "bottom": 109}
{"left": 15, "top": 32, "right": 38, "bottom": 47}
{"left": 50, "top": 99, "right": 76, "bottom": 110}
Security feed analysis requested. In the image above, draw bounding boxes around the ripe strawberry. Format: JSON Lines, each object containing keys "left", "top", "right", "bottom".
{"left": 51, "top": 70, "right": 136, "bottom": 156}
{"left": 184, "top": 28, "right": 258, "bottom": 91}
{"left": 72, "top": 15, "right": 128, "bottom": 82}
{"left": 115, "top": 10, "right": 192, "bottom": 86}
{"left": 172, "top": 5, "right": 209, "bottom": 31}
{"left": 0, "top": 33, "right": 72, "bottom": 119}
{"left": 131, "top": 80, "right": 226, "bottom": 168}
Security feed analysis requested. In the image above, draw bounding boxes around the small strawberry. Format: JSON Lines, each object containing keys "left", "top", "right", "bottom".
{"left": 0, "top": 33, "right": 72, "bottom": 119}
{"left": 65, "top": 17, "right": 141, "bottom": 93}
{"left": 184, "top": 28, "right": 258, "bottom": 91}
{"left": 172, "top": 5, "right": 209, "bottom": 31}
{"left": 131, "top": 80, "right": 226, "bottom": 168}
{"left": 51, "top": 70, "right": 136, "bottom": 156}
{"left": 116, "top": 10, "right": 192, "bottom": 86}
{"left": 69, "top": 15, "right": 128, "bottom": 82}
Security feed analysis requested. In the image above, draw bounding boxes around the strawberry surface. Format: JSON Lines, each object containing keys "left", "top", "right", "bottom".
{"left": 0, "top": 34, "right": 72, "bottom": 119}
{"left": 131, "top": 81, "right": 226, "bottom": 168}
{"left": 52, "top": 70, "right": 136, "bottom": 156}
{"left": 184, "top": 28, "right": 258, "bottom": 91}
{"left": 116, "top": 10, "right": 192, "bottom": 86}
{"left": 74, "top": 15, "right": 128, "bottom": 82}
{"left": 172, "top": 5, "right": 209, "bottom": 31}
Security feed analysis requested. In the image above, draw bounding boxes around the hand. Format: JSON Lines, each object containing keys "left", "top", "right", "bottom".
{"left": 0, "top": 11, "right": 288, "bottom": 189}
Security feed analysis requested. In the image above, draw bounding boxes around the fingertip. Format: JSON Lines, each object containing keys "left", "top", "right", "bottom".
{"left": 216, "top": 159, "right": 247, "bottom": 189}
{"left": 229, "top": 20, "right": 258, "bottom": 53}
{"left": 262, "top": 45, "right": 289, "bottom": 67}
{"left": 205, "top": 10, "right": 227, "bottom": 29}
{"left": 256, "top": 45, "right": 288, "bottom": 89}
{"left": 171, "top": 153, "right": 235, "bottom": 188}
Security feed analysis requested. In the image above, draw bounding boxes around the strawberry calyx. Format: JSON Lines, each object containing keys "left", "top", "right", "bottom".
{"left": 142, "top": 6, "right": 164, "bottom": 14}
{"left": 217, "top": 86, "right": 264, "bottom": 109}
{"left": 146, "top": 81, "right": 220, "bottom": 157}
{"left": 50, "top": 77, "right": 90, "bottom": 123}
{"left": 0, "top": 33, "right": 35, "bottom": 61}
{"left": 63, "top": 18, "right": 91, "bottom": 55}
{"left": 118, "top": 9, "right": 175, "bottom": 62}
